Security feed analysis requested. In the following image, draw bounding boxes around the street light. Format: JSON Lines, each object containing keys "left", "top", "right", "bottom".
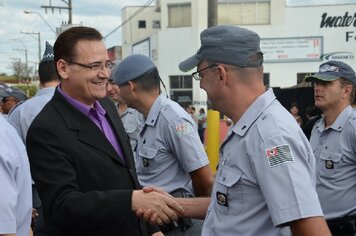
{"left": 12, "top": 39, "right": 29, "bottom": 86}
{"left": 24, "top": 10, "right": 56, "bottom": 35}
{"left": 21, "top": 31, "right": 41, "bottom": 65}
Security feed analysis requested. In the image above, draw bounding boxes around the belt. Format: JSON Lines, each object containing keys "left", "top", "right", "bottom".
{"left": 327, "top": 216, "right": 356, "bottom": 235}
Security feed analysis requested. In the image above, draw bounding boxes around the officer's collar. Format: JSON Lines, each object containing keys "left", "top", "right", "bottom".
{"left": 316, "top": 105, "right": 353, "bottom": 132}
{"left": 145, "top": 93, "right": 168, "bottom": 127}
{"left": 232, "top": 88, "right": 275, "bottom": 137}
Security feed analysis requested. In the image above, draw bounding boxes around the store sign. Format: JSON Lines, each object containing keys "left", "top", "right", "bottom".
{"left": 287, "top": 0, "right": 356, "bottom": 7}
{"left": 261, "top": 37, "right": 323, "bottom": 63}
{"left": 320, "top": 12, "right": 356, "bottom": 41}
{"left": 320, "top": 52, "right": 354, "bottom": 60}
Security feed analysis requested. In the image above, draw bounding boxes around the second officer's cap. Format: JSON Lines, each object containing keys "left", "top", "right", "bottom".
{"left": 40, "top": 41, "right": 54, "bottom": 63}
{"left": 113, "top": 54, "right": 156, "bottom": 86}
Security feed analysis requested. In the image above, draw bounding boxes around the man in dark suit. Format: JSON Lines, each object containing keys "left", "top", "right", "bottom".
{"left": 26, "top": 26, "right": 182, "bottom": 236}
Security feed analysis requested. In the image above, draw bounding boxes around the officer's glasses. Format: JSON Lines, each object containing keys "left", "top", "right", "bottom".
{"left": 192, "top": 64, "right": 218, "bottom": 81}
{"left": 65, "top": 60, "right": 115, "bottom": 72}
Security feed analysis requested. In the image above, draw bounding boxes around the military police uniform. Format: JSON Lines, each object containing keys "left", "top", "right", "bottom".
{"left": 0, "top": 115, "right": 32, "bottom": 235}
{"left": 310, "top": 106, "right": 356, "bottom": 234}
{"left": 7, "top": 87, "right": 55, "bottom": 143}
{"left": 119, "top": 107, "right": 144, "bottom": 153}
{"left": 202, "top": 89, "right": 323, "bottom": 236}
{"left": 136, "top": 93, "right": 209, "bottom": 196}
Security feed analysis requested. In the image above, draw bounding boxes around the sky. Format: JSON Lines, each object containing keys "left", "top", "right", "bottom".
{"left": 0, "top": 0, "right": 153, "bottom": 75}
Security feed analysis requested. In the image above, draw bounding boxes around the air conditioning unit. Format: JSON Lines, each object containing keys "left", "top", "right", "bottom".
{"left": 152, "top": 20, "right": 161, "bottom": 29}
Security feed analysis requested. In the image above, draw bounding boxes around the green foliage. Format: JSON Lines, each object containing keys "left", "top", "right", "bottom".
{"left": 13, "top": 84, "right": 38, "bottom": 98}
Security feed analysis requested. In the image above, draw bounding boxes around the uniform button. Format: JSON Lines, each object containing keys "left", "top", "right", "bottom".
{"left": 151, "top": 119, "right": 154, "bottom": 123}
{"left": 223, "top": 177, "right": 226, "bottom": 181}
{"left": 242, "top": 125, "right": 246, "bottom": 130}
{"left": 325, "top": 146, "right": 328, "bottom": 149}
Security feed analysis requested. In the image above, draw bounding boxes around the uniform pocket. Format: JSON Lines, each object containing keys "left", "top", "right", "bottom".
{"left": 214, "top": 165, "right": 243, "bottom": 215}
{"left": 137, "top": 146, "right": 160, "bottom": 174}
{"left": 317, "top": 150, "right": 342, "bottom": 177}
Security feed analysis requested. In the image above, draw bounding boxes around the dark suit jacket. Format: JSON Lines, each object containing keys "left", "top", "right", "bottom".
{"left": 27, "top": 90, "right": 156, "bottom": 236}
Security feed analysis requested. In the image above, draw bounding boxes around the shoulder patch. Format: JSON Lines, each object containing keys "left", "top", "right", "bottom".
{"left": 175, "top": 122, "right": 194, "bottom": 137}
{"left": 266, "top": 144, "right": 294, "bottom": 167}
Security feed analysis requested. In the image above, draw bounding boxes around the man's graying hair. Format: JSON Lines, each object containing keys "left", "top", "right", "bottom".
{"left": 339, "top": 77, "right": 355, "bottom": 103}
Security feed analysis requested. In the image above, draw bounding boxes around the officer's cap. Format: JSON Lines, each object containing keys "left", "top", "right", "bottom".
{"left": 0, "top": 83, "right": 10, "bottom": 98}
{"left": 41, "top": 41, "right": 54, "bottom": 63}
{"left": 2, "top": 86, "right": 27, "bottom": 101}
{"left": 305, "top": 61, "right": 356, "bottom": 86}
{"left": 113, "top": 54, "right": 156, "bottom": 86}
{"left": 179, "top": 25, "right": 263, "bottom": 72}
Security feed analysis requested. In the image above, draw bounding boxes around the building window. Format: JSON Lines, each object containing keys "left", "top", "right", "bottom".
{"left": 169, "top": 75, "right": 193, "bottom": 105}
{"left": 218, "top": 0, "right": 270, "bottom": 25}
{"left": 297, "top": 72, "right": 314, "bottom": 85}
{"left": 138, "top": 20, "right": 146, "bottom": 28}
{"left": 152, "top": 20, "right": 161, "bottom": 29}
{"left": 168, "top": 3, "right": 192, "bottom": 27}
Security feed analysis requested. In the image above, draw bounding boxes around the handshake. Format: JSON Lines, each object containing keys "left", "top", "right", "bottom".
{"left": 132, "top": 186, "right": 185, "bottom": 225}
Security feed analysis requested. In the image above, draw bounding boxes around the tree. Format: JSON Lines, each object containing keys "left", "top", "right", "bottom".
{"left": 10, "top": 60, "right": 33, "bottom": 82}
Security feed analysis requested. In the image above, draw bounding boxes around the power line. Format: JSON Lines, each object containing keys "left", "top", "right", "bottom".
{"left": 103, "top": 0, "right": 154, "bottom": 40}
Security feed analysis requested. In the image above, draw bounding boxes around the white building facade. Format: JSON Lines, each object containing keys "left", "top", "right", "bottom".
{"left": 121, "top": 0, "right": 356, "bottom": 108}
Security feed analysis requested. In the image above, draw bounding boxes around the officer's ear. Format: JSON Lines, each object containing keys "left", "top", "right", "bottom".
{"left": 216, "top": 65, "right": 228, "bottom": 84}
{"left": 127, "top": 81, "right": 137, "bottom": 93}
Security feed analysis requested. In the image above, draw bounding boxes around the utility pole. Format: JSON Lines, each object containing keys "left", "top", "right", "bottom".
{"left": 207, "top": 0, "right": 217, "bottom": 27}
{"left": 41, "top": 0, "right": 72, "bottom": 24}
{"left": 21, "top": 31, "right": 41, "bottom": 65}
{"left": 206, "top": 0, "right": 219, "bottom": 173}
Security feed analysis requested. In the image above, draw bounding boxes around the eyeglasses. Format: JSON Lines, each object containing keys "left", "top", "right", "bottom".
{"left": 65, "top": 60, "right": 115, "bottom": 72}
{"left": 191, "top": 64, "right": 218, "bottom": 81}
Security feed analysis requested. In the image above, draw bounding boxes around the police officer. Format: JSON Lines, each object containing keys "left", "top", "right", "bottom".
{"left": 7, "top": 41, "right": 59, "bottom": 236}
{"left": 305, "top": 61, "right": 356, "bottom": 236}
{"left": 112, "top": 54, "right": 213, "bottom": 235}
{"left": 7, "top": 42, "right": 59, "bottom": 143}
{"left": 140, "top": 25, "right": 331, "bottom": 236}
{"left": 107, "top": 75, "right": 143, "bottom": 154}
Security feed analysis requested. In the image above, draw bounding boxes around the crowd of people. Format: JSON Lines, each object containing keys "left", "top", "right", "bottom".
{"left": 1, "top": 24, "right": 356, "bottom": 236}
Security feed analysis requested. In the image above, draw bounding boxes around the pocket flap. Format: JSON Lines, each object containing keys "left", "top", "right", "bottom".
{"left": 319, "top": 150, "right": 342, "bottom": 163}
{"left": 216, "top": 166, "right": 243, "bottom": 187}
{"left": 138, "top": 146, "right": 158, "bottom": 160}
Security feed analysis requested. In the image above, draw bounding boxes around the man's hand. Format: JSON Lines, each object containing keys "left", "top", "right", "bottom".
{"left": 151, "top": 232, "right": 164, "bottom": 236}
{"left": 132, "top": 189, "right": 184, "bottom": 225}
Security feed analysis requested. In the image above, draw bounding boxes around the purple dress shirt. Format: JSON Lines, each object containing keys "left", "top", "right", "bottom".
{"left": 58, "top": 86, "right": 125, "bottom": 162}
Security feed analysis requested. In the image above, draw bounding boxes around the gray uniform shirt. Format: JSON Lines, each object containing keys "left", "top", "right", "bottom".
{"left": 136, "top": 93, "right": 209, "bottom": 195}
{"left": 7, "top": 87, "right": 55, "bottom": 143}
{"left": 202, "top": 89, "right": 323, "bottom": 236}
{"left": 119, "top": 107, "right": 144, "bottom": 153}
{"left": 0, "top": 116, "right": 32, "bottom": 235}
{"left": 310, "top": 105, "right": 356, "bottom": 219}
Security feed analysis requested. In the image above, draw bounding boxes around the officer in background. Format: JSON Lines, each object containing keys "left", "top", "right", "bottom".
{"left": 7, "top": 41, "right": 59, "bottom": 236}
{"left": 107, "top": 72, "right": 144, "bottom": 154}
{"left": 139, "top": 25, "right": 331, "bottom": 236}
{"left": 113, "top": 54, "right": 214, "bottom": 235}
{"left": 305, "top": 61, "right": 356, "bottom": 236}
{"left": 1, "top": 86, "right": 27, "bottom": 116}
{"left": 8, "top": 41, "right": 59, "bottom": 143}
